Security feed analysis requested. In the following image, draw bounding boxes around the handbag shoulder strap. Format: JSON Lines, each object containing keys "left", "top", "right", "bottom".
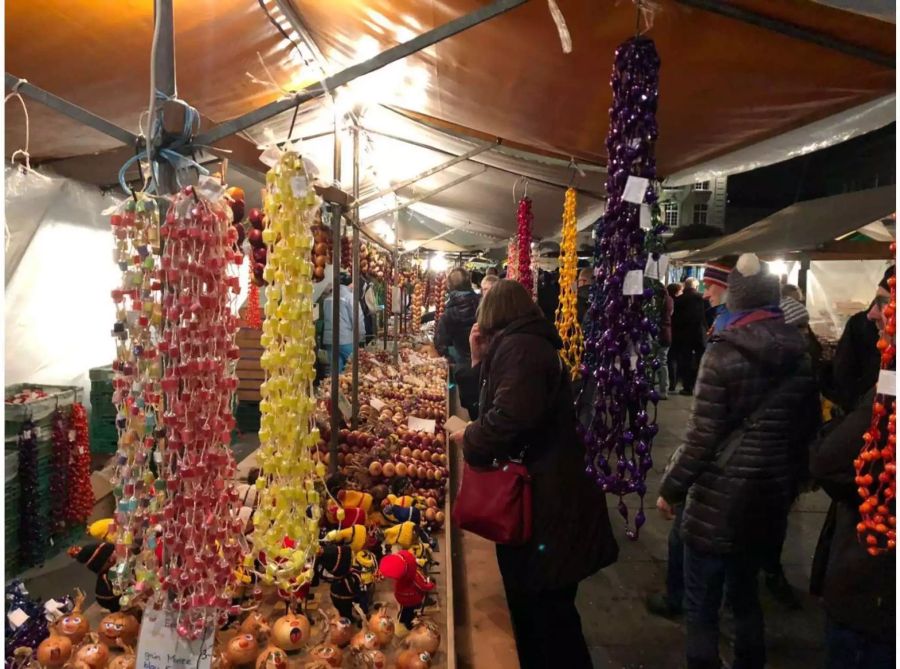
{"left": 715, "top": 362, "right": 800, "bottom": 469}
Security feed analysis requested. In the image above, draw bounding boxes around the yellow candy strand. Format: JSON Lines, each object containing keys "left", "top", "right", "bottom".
{"left": 555, "top": 188, "right": 583, "bottom": 378}
{"left": 249, "top": 150, "right": 321, "bottom": 592}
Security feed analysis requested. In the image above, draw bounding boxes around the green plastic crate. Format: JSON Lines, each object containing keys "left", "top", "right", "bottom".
{"left": 89, "top": 366, "right": 114, "bottom": 382}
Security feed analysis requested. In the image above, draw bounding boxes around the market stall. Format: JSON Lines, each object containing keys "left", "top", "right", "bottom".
{"left": 4, "top": 0, "right": 896, "bottom": 667}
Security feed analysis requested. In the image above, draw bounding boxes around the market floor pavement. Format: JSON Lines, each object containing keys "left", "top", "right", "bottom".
{"left": 578, "top": 393, "right": 828, "bottom": 668}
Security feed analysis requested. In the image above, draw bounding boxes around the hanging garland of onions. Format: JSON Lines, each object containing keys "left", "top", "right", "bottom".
{"left": 18, "top": 420, "right": 43, "bottom": 567}
{"left": 433, "top": 273, "right": 448, "bottom": 324}
{"left": 555, "top": 188, "right": 582, "bottom": 377}
{"left": 856, "top": 248, "right": 896, "bottom": 555}
{"left": 66, "top": 403, "right": 95, "bottom": 525}
{"left": 50, "top": 409, "right": 71, "bottom": 536}
{"left": 582, "top": 36, "right": 662, "bottom": 540}
{"left": 252, "top": 150, "right": 322, "bottom": 597}
{"left": 516, "top": 197, "right": 534, "bottom": 295}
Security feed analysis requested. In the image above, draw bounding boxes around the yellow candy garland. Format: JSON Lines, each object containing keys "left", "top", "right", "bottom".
{"left": 555, "top": 188, "right": 583, "bottom": 378}
{"left": 251, "top": 151, "right": 322, "bottom": 592}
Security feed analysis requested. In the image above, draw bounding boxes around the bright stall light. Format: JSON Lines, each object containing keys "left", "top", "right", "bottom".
{"left": 768, "top": 259, "right": 788, "bottom": 276}
{"left": 372, "top": 219, "right": 395, "bottom": 244}
{"left": 428, "top": 252, "right": 449, "bottom": 273}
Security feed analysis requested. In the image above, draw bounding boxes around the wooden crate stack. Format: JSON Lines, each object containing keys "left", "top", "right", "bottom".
{"left": 236, "top": 327, "right": 264, "bottom": 403}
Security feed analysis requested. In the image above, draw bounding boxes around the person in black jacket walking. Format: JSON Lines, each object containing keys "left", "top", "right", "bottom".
{"left": 671, "top": 277, "right": 707, "bottom": 394}
{"left": 434, "top": 268, "right": 480, "bottom": 365}
{"left": 658, "top": 253, "right": 820, "bottom": 669}
{"left": 809, "top": 266, "right": 895, "bottom": 669}
{"left": 451, "top": 279, "right": 618, "bottom": 669}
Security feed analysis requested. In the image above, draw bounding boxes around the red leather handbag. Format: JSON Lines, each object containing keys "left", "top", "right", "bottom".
{"left": 453, "top": 459, "right": 532, "bottom": 545}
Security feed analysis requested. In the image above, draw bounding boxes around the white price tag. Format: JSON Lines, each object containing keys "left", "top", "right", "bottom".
{"left": 408, "top": 416, "right": 437, "bottom": 433}
{"left": 136, "top": 608, "right": 213, "bottom": 669}
{"left": 877, "top": 369, "right": 896, "bottom": 396}
{"left": 645, "top": 254, "right": 670, "bottom": 282}
{"left": 290, "top": 176, "right": 309, "bottom": 198}
{"left": 259, "top": 145, "right": 282, "bottom": 168}
{"left": 370, "top": 398, "right": 386, "bottom": 411}
{"left": 623, "top": 176, "right": 649, "bottom": 205}
{"left": 7, "top": 608, "right": 28, "bottom": 630}
{"left": 639, "top": 205, "right": 652, "bottom": 230}
{"left": 196, "top": 175, "right": 225, "bottom": 202}
{"left": 623, "top": 270, "right": 644, "bottom": 296}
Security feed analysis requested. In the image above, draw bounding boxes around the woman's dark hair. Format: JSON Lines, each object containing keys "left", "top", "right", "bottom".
{"left": 447, "top": 268, "right": 470, "bottom": 292}
{"left": 476, "top": 279, "right": 543, "bottom": 335}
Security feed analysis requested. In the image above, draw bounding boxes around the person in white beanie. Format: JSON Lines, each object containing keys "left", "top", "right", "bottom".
{"left": 657, "top": 253, "right": 821, "bottom": 669}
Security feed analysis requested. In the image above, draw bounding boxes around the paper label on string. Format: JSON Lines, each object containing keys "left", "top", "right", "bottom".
{"left": 877, "top": 370, "right": 896, "bottom": 396}
{"left": 639, "top": 205, "right": 652, "bottom": 230}
{"left": 364, "top": 374, "right": 377, "bottom": 383}
{"left": 136, "top": 607, "right": 213, "bottom": 669}
{"left": 259, "top": 145, "right": 282, "bottom": 168}
{"left": 623, "top": 176, "right": 649, "bottom": 204}
{"left": 645, "top": 254, "right": 670, "bottom": 282}
{"left": 196, "top": 175, "right": 225, "bottom": 202}
{"left": 7, "top": 609, "right": 28, "bottom": 630}
{"left": 337, "top": 390, "right": 352, "bottom": 421}
{"left": 370, "top": 397, "right": 386, "bottom": 411}
{"left": 408, "top": 416, "right": 437, "bottom": 433}
{"left": 623, "top": 270, "right": 644, "bottom": 296}
{"left": 291, "top": 176, "right": 309, "bottom": 198}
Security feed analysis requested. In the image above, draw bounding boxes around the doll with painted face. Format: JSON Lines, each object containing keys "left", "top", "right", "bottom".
{"left": 315, "top": 544, "right": 363, "bottom": 622}
{"left": 377, "top": 550, "right": 435, "bottom": 633}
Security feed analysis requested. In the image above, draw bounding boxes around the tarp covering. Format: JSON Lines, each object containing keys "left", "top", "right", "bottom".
{"left": 807, "top": 259, "right": 893, "bottom": 339}
{"left": 683, "top": 186, "right": 896, "bottom": 262}
{"left": 4, "top": 0, "right": 895, "bottom": 249}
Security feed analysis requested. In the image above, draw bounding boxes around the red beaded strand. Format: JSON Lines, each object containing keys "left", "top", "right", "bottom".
{"left": 855, "top": 246, "right": 896, "bottom": 555}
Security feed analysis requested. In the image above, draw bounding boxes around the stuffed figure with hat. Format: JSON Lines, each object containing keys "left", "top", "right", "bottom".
{"left": 353, "top": 550, "right": 379, "bottom": 613}
{"left": 383, "top": 522, "right": 427, "bottom": 551}
{"left": 67, "top": 543, "right": 120, "bottom": 611}
{"left": 382, "top": 505, "right": 422, "bottom": 526}
{"left": 378, "top": 550, "right": 435, "bottom": 634}
{"left": 315, "top": 544, "right": 364, "bottom": 622}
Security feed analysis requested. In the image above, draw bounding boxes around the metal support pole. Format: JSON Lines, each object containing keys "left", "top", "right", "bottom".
{"left": 351, "top": 127, "right": 361, "bottom": 429}
{"left": 392, "top": 221, "right": 400, "bottom": 363}
{"left": 194, "top": 0, "right": 532, "bottom": 146}
{"left": 154, "top": 0, "right": 178, "bottom": 195}
{"left": 329, "top": 204, "right": 342, "bottom": 476}
{"left": 798, "top": 255, "right": 811, "bottom": 301}
{"left": 5, "top": 74, "right": 137, "bottom": 146}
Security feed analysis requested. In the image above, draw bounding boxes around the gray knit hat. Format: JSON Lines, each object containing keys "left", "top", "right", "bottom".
{"left": 726, "top": 253, "right": 781, "bottom": 312}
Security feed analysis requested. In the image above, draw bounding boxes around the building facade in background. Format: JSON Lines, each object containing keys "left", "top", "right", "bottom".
{"left": 660, "top": 176, "right": 728, "bottom": 230}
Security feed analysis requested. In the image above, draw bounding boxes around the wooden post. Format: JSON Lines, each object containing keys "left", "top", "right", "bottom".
{"left": 351, "top": 127, "right": 361, "bottom": 429}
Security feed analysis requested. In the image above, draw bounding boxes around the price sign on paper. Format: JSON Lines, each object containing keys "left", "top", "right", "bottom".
{"left": 623, "top": 270, "right": 644, "bottom": 296}
{"left": 370, "top": 397, "right": 386, "bottom": 411}
{"left": 639, "top": 205, "right": 652, "bottom": 230}
{"left": 136, "top": 608, "right": 213, "bottom": 669}
{"left": 408, "top": 416, "right": 437, "bottom": 433}
{"left": 623, "top": 176, "right": 649, "bottom": 204}
{"left": 877, "top": 370, "right": 896, "bottom": 396}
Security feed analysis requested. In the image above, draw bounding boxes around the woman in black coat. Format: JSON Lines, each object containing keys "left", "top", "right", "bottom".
{"left": 451, "top": 279, "right": 618, "bottom": 669}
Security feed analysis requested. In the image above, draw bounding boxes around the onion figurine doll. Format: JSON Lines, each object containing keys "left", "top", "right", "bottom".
{"left": 35, "top": 627, "right": 73, "bottom": 668}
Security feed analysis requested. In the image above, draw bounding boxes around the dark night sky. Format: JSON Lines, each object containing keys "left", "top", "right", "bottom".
{"left": 724, "top": 123, "right": 896, "bottom": 233}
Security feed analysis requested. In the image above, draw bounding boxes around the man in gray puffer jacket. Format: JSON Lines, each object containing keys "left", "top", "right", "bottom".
{"left": 657, "top": 253, "right": 820, "bottom": 669}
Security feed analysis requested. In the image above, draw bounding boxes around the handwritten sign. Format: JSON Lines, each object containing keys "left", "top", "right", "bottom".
{"left": 623, "top": 176, "right": 649, "bottom": 204}
{"left": 408, "top": 416, "right": 437, "bottom": 433}
{"left": 136, "top": 608, "right": 213, "bottom": 669}
{"left": 623, "top": 270, "right": 644, "bottom": 296}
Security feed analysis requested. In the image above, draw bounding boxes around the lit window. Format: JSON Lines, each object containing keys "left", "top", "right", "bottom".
{"left": 664, "top": 202, "right": 679, "bottom": 227}
{"left": 693, "top": 203, "right": 708, "bottom": 226}
{"left": 693, "top": 180, "right": 710, "bottom": 191}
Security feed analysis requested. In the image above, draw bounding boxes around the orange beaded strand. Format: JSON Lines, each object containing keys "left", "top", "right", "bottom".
{"left": 855, "top": 247, "right": 896, "bottom": 555}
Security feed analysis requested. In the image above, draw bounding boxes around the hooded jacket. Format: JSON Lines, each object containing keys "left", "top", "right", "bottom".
{"left": 810, "top": 389, "right": 895, "bottom": 643}
{"left": 434, "top": 290, "right": 479, "bottom": 362}
{"left": 672, "top": 286, "right": 708, "bottom": 350}
{"left": 659, "top": 315, "right": 820, "bottom": 554}
{"left": 462, "top": 315, "right": 618, "bottom": 592}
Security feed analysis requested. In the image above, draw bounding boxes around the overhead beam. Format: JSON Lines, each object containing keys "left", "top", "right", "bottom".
{"left": 194, "top": 0, "right": 532, "bottom": 146}
{"left": 355, "top": 139, "right": 498, "bottom": 207}
{"left": 362, "top": 127, "right": 607, "bottom": 199}
{"left": 675, "top": 0, "right": 894, "bottom": 68}
{"left": 5, "top": 73, "right": 137, "bottom": 146}
{"left": 361, "top": 166, "right": 486, "bottom": 224}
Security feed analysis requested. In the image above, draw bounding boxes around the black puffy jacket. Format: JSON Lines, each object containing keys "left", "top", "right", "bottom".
{"left": 659, "top": 315, "right": 820, "bottom": 554}
{"left": 434, "top": 290, "right": 479, "bottom": 362}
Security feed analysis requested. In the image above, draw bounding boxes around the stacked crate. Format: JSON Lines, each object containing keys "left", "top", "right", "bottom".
{"left": 88, "top": 366, "right": 118, "bottom": 454}
{"left": 5, "top": 383, "right": 82, "bottom": 573}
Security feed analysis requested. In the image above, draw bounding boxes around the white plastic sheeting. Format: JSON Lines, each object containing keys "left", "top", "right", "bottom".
{"left": 664, "top": 95, "right": 896, "bottom": 187}
{"left": 5, "top": 170, "right": 120, "bottom": 406}
{"left": 806, "top": 260, "right": 892, "bottom": 339}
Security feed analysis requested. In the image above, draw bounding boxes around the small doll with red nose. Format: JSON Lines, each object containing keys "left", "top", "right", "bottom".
{"left": 377, "top": 550, "right": 435, "bottom": 635}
